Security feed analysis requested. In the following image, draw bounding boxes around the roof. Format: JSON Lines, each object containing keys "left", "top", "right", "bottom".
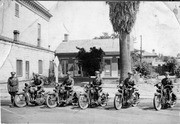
{"left": 17, "top": 0, "right": 52, "bottom": 20}
{"left": 0, "top": 35, "right": 54, "bottom": 53}
{"left": 142, "top": 51, "right": 158, "bottom": 57}
{"left": 55, "top": 38, "right": 120, "bottom": 55}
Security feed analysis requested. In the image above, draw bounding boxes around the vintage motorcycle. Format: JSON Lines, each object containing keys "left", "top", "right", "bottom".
{"left": 78, "top": 83, "right": 109, "bottom": 109}
{"left": 14, "top": 83, "right": 48, "bottom": 107}
{"left": 114, "top": 84, "right": 140, "bottom": 110}
{"left": 46, "top": 83, "right": 78, "bottom": 108}
{"left": 153, "top": 83, "right": 177, "bottom": 111}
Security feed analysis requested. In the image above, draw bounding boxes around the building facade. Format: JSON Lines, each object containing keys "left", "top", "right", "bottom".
{"left": 55, "top": 35, "right": 133, "bottom": 78}
{"left": 142, "top": 50, "right": 158, "bottom": 65}
{"left": 0, "top": 0, "right": 54, "bottom": 83}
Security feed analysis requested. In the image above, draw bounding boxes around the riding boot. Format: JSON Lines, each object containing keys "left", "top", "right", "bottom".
{"left": 10, "top": 95, "right": 15, "bottom": 107}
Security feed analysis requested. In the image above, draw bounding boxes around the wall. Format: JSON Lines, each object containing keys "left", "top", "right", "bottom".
{"left": 0, "top": 0, "right": 51, "bottom": 50}
{"left": 142, "top": 56, "right": 157, "bottom": 64}
{"left": 58, "top": 55, "right": 119, "bottom": 78}
{"left": 0, "top": 40, "right": 54, "bottom": 83}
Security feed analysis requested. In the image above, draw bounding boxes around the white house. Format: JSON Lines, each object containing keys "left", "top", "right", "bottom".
{"left": 0, "top": 0, "right": 54, "bottom": 83}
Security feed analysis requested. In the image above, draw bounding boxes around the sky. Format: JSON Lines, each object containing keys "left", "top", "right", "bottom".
{"left": 39, "top": 1, "right": 180, "bottom": 57}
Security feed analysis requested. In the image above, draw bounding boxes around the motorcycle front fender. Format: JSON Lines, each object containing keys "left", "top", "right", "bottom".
{"left": 79, "top": 92, "right": 88, "bottom": 96}
{"left": 115, "top": 92, "right": 122, "bottom": 96}
{"left": 47, "top": 91, "right": 56, "bottom": 95}
{"left": 16, "top": 91, "right": 25, "bottom": 95}
{"left": 154, "top": 92, "right": 161, "bottom": 96}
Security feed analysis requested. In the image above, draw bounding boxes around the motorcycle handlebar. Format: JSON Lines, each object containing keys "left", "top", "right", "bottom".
{"left": 164, "top": 85, "right": 173, "bottom": 88}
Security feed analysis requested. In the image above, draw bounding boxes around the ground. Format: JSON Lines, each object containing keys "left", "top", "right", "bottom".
{"left": 1, "top": 79, "right": 180, "bottom": 124}
{"left": 1, "top": 98, "right": 180, "bottom": 124}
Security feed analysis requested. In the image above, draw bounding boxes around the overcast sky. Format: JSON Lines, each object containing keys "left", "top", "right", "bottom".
{"left": 39, "top": 1, "right": 180, "bottom": 57}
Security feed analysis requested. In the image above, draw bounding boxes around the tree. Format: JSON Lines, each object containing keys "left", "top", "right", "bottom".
{"left": 76, "top": 47, "right": 105, "bottom": 76}
{"left": 108, "top": 1, "right": 140, "bottom": 82}
{"left": 131, "top": 49, "right": 140, "bottom": 68}
{"left": 93, "top": 32, "right": 119, "bottom": 39}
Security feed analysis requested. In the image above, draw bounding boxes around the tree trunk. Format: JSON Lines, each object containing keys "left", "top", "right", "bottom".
{"left": 119, "top": 32, "right": 131, "bottom": 83}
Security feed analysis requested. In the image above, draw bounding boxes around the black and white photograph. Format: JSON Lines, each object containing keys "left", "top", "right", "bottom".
{"left": 0, "top": 0, "right": 180, "bottom": 123}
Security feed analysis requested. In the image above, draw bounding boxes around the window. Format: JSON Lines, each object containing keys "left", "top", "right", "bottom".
{"left": 16, "top": 60, "right": 23, "bottom": 77}
{"left": 118, "top": 58, "right": 120, "bottom": 74}
{"left": 37, "top": 23, "right": 41, "bottom": 46}
{"left": 61, "top": 60, "right": 68, "bottom": 75}
{"left": 38, "top": 60, "right": 43, "bottom": 74}
{"left": 15, "top": 3, "right": 19, "bottom": 17}
{"left": 74, "top": 60, "right": 81, "bottom": 76}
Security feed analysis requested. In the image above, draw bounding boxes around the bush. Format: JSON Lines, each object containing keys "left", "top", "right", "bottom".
{"left": 76, "top": 47, "right": 105, "bottom": 76}
{"left": 135, "top": 62, "right": 154, "bottom": 77}
{"left": 175, "top": 66, "right": 180, "bottom": 78}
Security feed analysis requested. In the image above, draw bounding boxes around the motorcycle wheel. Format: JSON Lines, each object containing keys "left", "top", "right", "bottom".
{"left": 153, "top": 95, "right": 162, "bottom": 111}
{"left": 14, "top": 93, "right": 27, "bottom": 107}
{"left": 114, "top": 95, "right": 123, "bottom": 110}
{"left": 46, "top": 94, "right": 57, "bottom": 108}
{"left": 132, "top": 92, "right": 140, "bottom": 107}
{"left": 78, "top": 94, "right": 89, "bottom": 109}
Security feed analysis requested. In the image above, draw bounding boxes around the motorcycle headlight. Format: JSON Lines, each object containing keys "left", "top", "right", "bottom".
{"left": 158, "top": 83, "right": 161, "bottom": 87}
{"left": 84, "top": 87, "right": 87, "bottom": 92}
{"left": 117, "top": 84, "right": 123, "bottom": 88}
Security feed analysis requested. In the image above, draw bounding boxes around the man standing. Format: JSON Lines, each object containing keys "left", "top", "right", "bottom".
{"left": 7, "top": 72, "right": 19, "bottom": 107}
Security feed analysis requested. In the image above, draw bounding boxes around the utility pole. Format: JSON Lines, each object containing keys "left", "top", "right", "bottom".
{"left": 140, "top": 35, "right": 142, "bottom": 63}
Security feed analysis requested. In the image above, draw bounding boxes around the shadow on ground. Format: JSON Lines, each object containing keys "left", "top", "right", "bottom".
{"left": 0, "top": 100, "right": 10, "bottom": 106}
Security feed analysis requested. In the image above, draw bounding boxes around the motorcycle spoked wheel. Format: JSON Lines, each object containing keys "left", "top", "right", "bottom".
{"left": 14, "top": 93, "right": 27, "bottom": 107}
{"left": 153, "top": 95, "right": 162, "bottom": 111}
{"left": 132, "top": 92, "right": 140, "bottom": 107}
{"left": 78, "top": 94, "right": 89, "bottom": 109}
{"left": 46, "top": 94, "right": 58, "bottom": 108}
{"left": 114, "top": 95, "right": 123, "bottom": 110}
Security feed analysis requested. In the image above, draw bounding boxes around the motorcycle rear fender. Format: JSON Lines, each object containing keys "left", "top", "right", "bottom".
{"left": 134, "top": 91, "right": 140, "bottom": 95}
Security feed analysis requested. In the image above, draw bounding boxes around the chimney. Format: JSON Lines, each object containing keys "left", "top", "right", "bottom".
{"left": 63, "top": 34, "right": 69, "bottom": 42}
{"left": 13, "top": 30, "right": 20, "bottom": 42}
{"left": 152, "top": 49, "right": 155, "bottom": 53}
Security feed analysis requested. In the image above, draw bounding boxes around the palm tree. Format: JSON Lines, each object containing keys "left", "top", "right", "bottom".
{"left": 108, "top": 1, "right": 140, "bottom": 82}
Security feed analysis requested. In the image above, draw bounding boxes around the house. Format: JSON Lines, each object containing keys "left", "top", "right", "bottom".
{"left": 142, "top": 49, "right": 158, "bottom": 65}
{"left": 0, "top": 0, "right": 54, "bottom": 83}
{"left": 55, "top": 34, "right": 133, "bottom": 78}
{"left": 176, "top": 53, "right": 180, "bottom": 66}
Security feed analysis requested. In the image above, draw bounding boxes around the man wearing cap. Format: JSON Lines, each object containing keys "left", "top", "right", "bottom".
{"left": 161, "top": 72, "right": 174, "bottom": 102}
{"left": 123, "top": 71, "right": 136, "bottom": 101}
{"left": 91, "top": 71, "right": 103, "bottom": 100}
{"left": 7, "top": 72, "right": 19, "bottom": 107}
{"left": 30, "top": 73, "right": 44, "bottom": 100}
{"left": 62, "top": 71, "right": 74, "bottom": 100}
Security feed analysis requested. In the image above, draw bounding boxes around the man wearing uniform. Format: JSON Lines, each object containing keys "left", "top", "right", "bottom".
{"left": 62, "top": 72, "right": 74, "bottom": 100}
{"left": 161, "top": 72, "right": 174, "bottom": 102}
{"left": 7, "top": 72, "right": 19, "bottom": 107}
{"left": 91, "top": 71, "right": 103, "bottom": 100}
{"left": 30, "top": 73, "right": 44, "bottom": 100}
{"left": 123, "top": 72, "right": 135, "bottom": 100}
